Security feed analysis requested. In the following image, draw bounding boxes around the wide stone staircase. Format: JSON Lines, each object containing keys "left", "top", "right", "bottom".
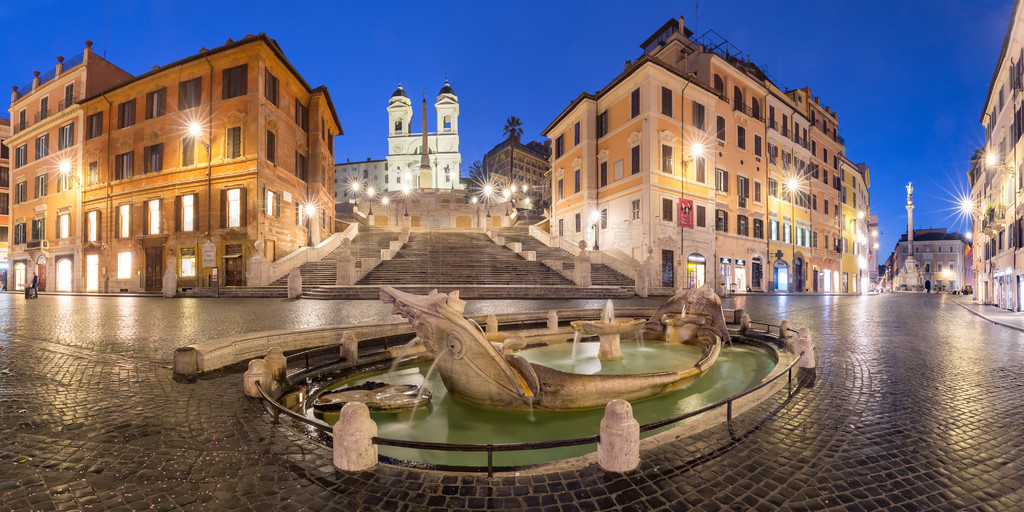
{"left": 301, "top": 229, "right": 636, "bottom": 299}
{"left": 267, "top": 226, "right": 401, "bottom": 289}
{"left": 493, "top": 226, "right": 635, "bottom": 287}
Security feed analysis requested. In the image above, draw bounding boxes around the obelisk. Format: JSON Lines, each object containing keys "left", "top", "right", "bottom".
{"left": 418, "top": 91, "right": 432, "bottom": 188}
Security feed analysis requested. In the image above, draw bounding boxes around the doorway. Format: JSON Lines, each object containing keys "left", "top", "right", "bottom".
{"left": 751, "top": 257, "right": 762, "bottom": 291}
{"left": 56, "top": 258, "right": 72, "bottom": 292}
{"left": 793, "top": 257, "right": 804, "bottom": 292}
{"left": 774, "top": 261, "right": 789, "bottom": 292}
{"left": 144, "top": 247, "right": 163, "bottom": 291}
{"left": 14, "top": 262, "right": 26, "bottom": 291}
{"left": 35, "top": 255, "right": 46, "bottom": 292}
{"left": 661, "top": 250, "right": 675, "bottom": 288}
{"left": 86, "top": 254, "right": 99, "bottom": 292}
{"left": 687, "top": 253, "right": 706, "bottom": 288}
{"left": 224, "top": 244, "right": 245, "bottom": 286}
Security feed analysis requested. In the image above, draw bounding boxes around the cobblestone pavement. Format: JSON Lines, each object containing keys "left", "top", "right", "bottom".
{"left": 1, "top": 292, "right": 1022, "bottom": 510}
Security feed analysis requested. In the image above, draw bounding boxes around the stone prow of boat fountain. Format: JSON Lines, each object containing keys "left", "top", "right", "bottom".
{"left": 380, "top": 286, "right": 725, "bottom": 411}
{"left": 643, "top": 285, "right": 731, "bottom": 344}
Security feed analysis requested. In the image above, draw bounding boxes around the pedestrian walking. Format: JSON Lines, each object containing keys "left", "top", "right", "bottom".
{"left": 31, "top": 273, "right": 39, "bottom": 299}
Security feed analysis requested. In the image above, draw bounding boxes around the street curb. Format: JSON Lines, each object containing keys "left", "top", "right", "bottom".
{"left": 952, "top": 299, "right": 1024, "bottom": 334}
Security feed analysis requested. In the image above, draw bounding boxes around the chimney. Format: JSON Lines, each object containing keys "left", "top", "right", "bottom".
{"left": 56, "top": 55, "right": 64, "bottom": 75}
{"left": 31, "top": 71, "right": 40, "bottom": 91}
{"left": 11, "top": 85, "right": 20, "bottom": 103}
{"left": 678, "top": 15, "right": 685, "bottom": 33}
{"left": 84, "top": 40, "right": 93, "bottom": 63}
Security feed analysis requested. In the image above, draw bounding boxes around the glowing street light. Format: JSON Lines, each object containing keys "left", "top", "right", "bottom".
{"left": 503, "top": 188, "right": 512, "bottom": 215}
{"left": 591, "top": 210, "right": 601, "bottom": 250}
{"left": 402, "top": 185, "right": 411, "bottom": 216}
{"left": 783, "top": 175, "right": 807, "bottom": 292}
{"left": 300, "top": 203, "right": 316, "bottom": 247}
{"left": 366, "top": 186, "right": 376, "bottom": 215}
{"left": 483, "top": 185, "right": 493, "bottom": 217}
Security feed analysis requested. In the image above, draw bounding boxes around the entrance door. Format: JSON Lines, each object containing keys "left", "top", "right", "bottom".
{"left": 751, "top": 259, "right": 762, "bottom": 290}
{"left": 661, "top": 250, "right": 674, "bottom": 288}
{"left": 36, "top": 255, "right": 46, "bottom": 292}
{"left": 14, "top": 263, "right": 25, "bottom": 291}
{"left": 225, "top": 244, "right": 245, "bottom": 286}
{"left": 774, "top": 263, "right": 789, "bottom": 292}
{"left": 56, "top": 259, "right": 72, "bottom": 292}
{"left": 144, "top": 247, "right": 163, "bottom": 291}
{"left": 793, "top": 258, "right": 804, "bottom": 292}
{"left": 86, "top": 254, "right": 99, "bottom": 292}
{"left": 812, "top": 269, "right": 819, "bottom": 292}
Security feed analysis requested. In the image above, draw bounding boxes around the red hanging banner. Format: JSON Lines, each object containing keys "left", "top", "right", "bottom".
{"left": 678, "top": 198, "right": 694, "bottom": 228}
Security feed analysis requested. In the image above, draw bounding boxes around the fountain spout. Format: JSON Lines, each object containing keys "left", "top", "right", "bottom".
{"left": 602, "top": 299, "right": 615, "bottom": 323}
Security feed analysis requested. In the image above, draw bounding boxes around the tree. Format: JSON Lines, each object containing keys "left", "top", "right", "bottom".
{"left": 503, "top": 116, "right": 524, "bottom": 140}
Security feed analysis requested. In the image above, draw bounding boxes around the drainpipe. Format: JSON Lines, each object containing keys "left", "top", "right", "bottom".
{"left": 101, "top": 92, "right": 113, "bottom": 290}
{"left": 203, "top": 55, "right": 213, "bottom": 237}
{"left": 679, "top": 80, "right": 690, "bottom": 290}
{"left": 763, "top": 92, "right": 770, "bottom": 292}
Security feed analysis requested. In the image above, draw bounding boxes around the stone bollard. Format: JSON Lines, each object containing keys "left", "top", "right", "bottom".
{"left": 339, "top": 331, "right": 358, "bottom": 363}
{"left": 333, "top": 402, "right": 378, "bottom": 472}
{"left": 336, "top": 258, "right": 356, "bottom": 286}
{"left": 740, "top": 314, "right": 751, "bottom": 334}
{"left": 264, "top": 347, "right": 286, "bottom": 381}
{"left": 547, "top": 310, "right": 559, "bottom": 331}
{"left": 796, "top": 329, "right": 815, "bottom": 369}
{"left": 486, "top": 314, "right": 498, "bottom": 334}
{"left": 598, "top": 399, "right": 640, "bottom": 473}
{"left": 243, "top": 359, "right": 270, "bottom": 398}
{"left": 778, "top": 319, "right": 791, "bottom": 340}
{"left": 287, "top": 268, "right": 302, "bottom": 299}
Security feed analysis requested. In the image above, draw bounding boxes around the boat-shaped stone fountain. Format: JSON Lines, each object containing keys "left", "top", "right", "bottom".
{"left": 379, "top": 284, "right": 731, "bottom": 410}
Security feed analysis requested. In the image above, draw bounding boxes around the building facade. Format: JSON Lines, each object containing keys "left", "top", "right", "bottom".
{"left": 0, "top": 118, "right": 10, "bottom": 286}
{"left": 482, "top": 137, "right": 551, "bottom": 204}
{"left": 892, "top": 229, "right": 970, "bottom": 293}
{"left": 335, "top": 158, "right": 387, "bottom": 202}
{"left": 544, "top": 16, "right": 866, "bottom": 294}
{"left": 385, "top": 82, "right": 462, "bottom": 190}
{"left": 6, "top": 35, "right": 340, "bottom": 293}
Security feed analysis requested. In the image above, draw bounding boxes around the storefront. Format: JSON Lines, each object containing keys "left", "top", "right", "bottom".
{"left": 687, "top": 253, "right": 706, "bottom": 288}
{"left": 774, "top": 259, "right": 789, "bottom": 292}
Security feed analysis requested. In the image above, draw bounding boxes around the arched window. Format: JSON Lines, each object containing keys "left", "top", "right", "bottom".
{"left": 394, "top": 118, "right": 403, "bottom": 132}
{"left": 751, "top": 98, "right": 760, "bottom": 120}
{"left": 443, "top": 115, "right": 451, "bottom": 130}
{"left": 733, "top": 86, "right": 743, "bottom": 112}
{"left": 713, "top": 74, "right": 724, "bottom": 94}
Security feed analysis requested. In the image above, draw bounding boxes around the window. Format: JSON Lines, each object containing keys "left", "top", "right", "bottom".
{"left": 57, "top": 171, "right": 71, "bottom": 193}
{"left": 39, "top": 97, "right": 48, "bottom": 120}
{"left": 770, "top": 219, "right": 778, "bottom": 240}
{"left": 783, "top": 223, "right": 791, "bottom": 243}
{"left": 692, "top": 102, "right": 706, "bottom": 130}
{"left": 737, "top": 126, "right": 746, "bottom": 150}
{"left": 178, "top": 194, "right": 195, "bottom": 232}
{"left": 630, "top": 88, "right": 640, "bottom": 118}
{"left": 34, "top": 174, "right": 47, "bottom": 198}
{"left": 147, "top": 199, "right": 161, "bottom": 235}
{"left": 295, "top": 99, "right": 309, "bottom": 131}
{"left": 145, "top": 88, "right": 166, "bottom": 119}
{"left": 296, "top": 152, "right": 308, "bottom": 181}
{"left": 180, "top": 247, "right": 197, "bottom": 277}
{"left": 768, "top": 178, "right": 778, "bottom": 197}
{"left": 600, "top": 209, "right": 607, "bottom": 229}
{"left": 737, "top": 175, "right": 749, "bottom": 205}
{"left": 35, "top": 134, "right": 49, "bottom": 159}
{"left": 119, "top": 204, "right": 132, "bottom": 238}
{"left": 696, "top": 205, "right": 706, "bottom": 227}
{"left": 266, "top": 190, "right": 279, "bottom": 217}
{"left": 753, "top": 218, "right": 764, "bottom": 239}
{"left": 574, "top": 169, "right": 580, "bottom": 193}
{"left": 86, "top": 112, "right": 103, "bottom": 139}
{"left": 222, "top": 64, "right": 248, "bottom": 99}
{"left": 631, "top": 199, "right": 641, "bottom": 220}
{"left": 662, "top": 144, "right": 673, "bottom": 173}
{"left": 182, "top": 136, "right": 195, "bottom": 167}
{"left": 58, "top": 122, "right": 74, "bottom": 150}
{"left": 813, "top": 231, "right": 818, "bottom": 248}
{"left": 662, "top": 198, "right": 673, "bottom": 222}
{"left": 557, "top": 179, "right": 564, "bottom": 200}
{"left": 824, "top": 199, "right": 830, "bottom": 216}
{"left": 713, "top": 74, "right": 724, "bottom": 94}
{"left": 737, "top": 215, "right": 749, "bottom": 237}
{"left": 753, "top": 134, "right": 762, "bottom": 156}
{"left": 266, "top": 130, "right": 276, "bottom": 163}
{"left": 265, "top": 69, "right": 279, "bottom": 105}
{"left": 0, "top": 141, "right": 6, "bottom": 161}
{"left": 31, "top": 217, "right": 46, "bottom": 240}
{"left": 695, "top": 156, "right": 706, "bottom": 183}
{"left": 15, "top": 181, "right": 26, "bottom": 203}
{"left": 715, "top": 209, "right": 728, "bottom": 232}
{"left": 144, "top": 143, "right": 163, "bottom": 174}
{"left": 87, "top": 210, "right": 99, "bottom": 242}
{"left": 715, "top": 168, "right": 728, "bottom": 193}
{"left": 117, "top": 99, "right": 136, "bottom": 129}
{"left": 178, "top": 77, "right": 201, "bottom": 110}
{"left": 117, "top": 252, "right": 132, "bottom": 280}
{"left": 661, "top": 87, "right": 673, "bottom": 116}
{"left": 782, "top": 114, "right": 789, "bottom": 137}
{"left": 631, "top": 145, "right": 640, "bottom": 175}
{"left": 224, "top": 188, "right": 243, "bottom": 228}
{"left": 573, "top": 121, "right": 580, "bottom": 146}
{"left": 63, "top": 83, "right": 74, "bottom": 109}
{"left": 597, "top": 111, "right": 608, "bottom": 138}
{"left": 558, "top": 218, "right": 564, "bottom": 237}
{"left": 14, "top": 145, "right": 27, "bottom": 168}
{"left": 754, "top": 181, "right": 762, "bottom": 202}
{"left": 226, "top": 127, "right": 241, "bottom": 159}
{"left": 115, "top": 151, "right": 134, "bottom": 180}
{"left": 600, "top": 161, "right": 608, "bottom": 187}
{"left": 716, "top": 116, "right": 726, "bottom": 142}
{"left": 0, "top": 167, "right": 6, "bottom": 188}
{"left": 13, "top": 222, "right": 25, "bottom": 245}
{"left": 555, "top": 135, "right": 564, "bottom": 158}
{"left": 575, "top": 212, "right": 581, "bottom": 233}
{"left": 88, "top": 162, "right": 98, "bottom": 186}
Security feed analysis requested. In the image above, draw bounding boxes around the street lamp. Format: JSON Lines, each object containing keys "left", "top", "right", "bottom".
{"left": 300, "top": 203, "right": 316, "bottom": 247}
{"left": 402, "top": 185, "right": 411, "bottom": 216}
{"left": 57, "top": 160, "right": 80, "bottom": 189}
{"left": 680, "top": 141, "right": 706, "bottom": 288}
{"left": 591, "top": 210, "right": 601, "bottom": 250}
{"left": 366, "top": 186, "right": 376, "bottom": 215}
{"left": 784, "top": 175, "right": 805, "bottom": 292}
{"left": 187, "top": 121, "right": 213, "bottom": 234}
{"left": 503, "top": 188, "right": 512, "bottom": 216}
{"left": 483, "top": 185, "right": 493, "bottom": 218}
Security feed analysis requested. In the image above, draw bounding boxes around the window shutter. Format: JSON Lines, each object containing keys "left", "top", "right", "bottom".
{"left": 222, "top": 69, "right": 230, "bottom": 99}
{"left": 143, "top": 146, "right": 151, "bottom": 172}
{"left": 724, "top": 171, "right": 729, "bottom": 193}
{"left": 220, "top": 189, "right": 227, "bottom": 229}
{"left": 275, "top": 191, "right": 281, "bottom": 218}
{"left": 174, "top": 196, "right": 182, "bottom": 232}
{"left": 239, "top": 187, "right": 248, "bottom": 226}
{"left": 97, "top": 211, "right": 102, "bottom": 242}
{"left": 240, "top": 64, "right": 248, "bottom": 95}
{"left": 178, "top": 83, "right": 187, "bottom": 110}
{"left": 261, "top": 185, "right": 267, "bottom": 214}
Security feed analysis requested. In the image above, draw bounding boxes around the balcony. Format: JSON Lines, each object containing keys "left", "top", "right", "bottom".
{"left": 733, "top": 103, "right": 754, "bottom": 118}
{"left": 983, "top": 208, "right": 1007, "bottom": 235}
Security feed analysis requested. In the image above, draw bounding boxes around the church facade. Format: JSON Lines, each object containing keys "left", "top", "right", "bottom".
{"left": 385, "top": 82, "right": 463, "bottom": 190}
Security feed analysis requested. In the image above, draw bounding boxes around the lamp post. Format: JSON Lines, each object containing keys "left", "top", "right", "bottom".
{"left": 366, "top": 186, "right": 376, "bottom": 215}
{"left": 483, "top": 185, "right": 493, "bottom": 218}
{"left": 402, "top": 185, "right": 411, "bottom": 216}
{"left": 784, "top": 176, "right": 805, "bottom": 292}
{"left": 188, "top": 122, "right": 212, "bottom": 234}
{"left": 57, "top": 160, "right": 80, "bottom": 189}
{"left": 591, "top": 210, "right": 601, "bottom": 250}
{"left": 680, "top": 142, "right": 705, "bottom": 289}
{"left": 503, "top": 188, "right": 512, "bottom": 216}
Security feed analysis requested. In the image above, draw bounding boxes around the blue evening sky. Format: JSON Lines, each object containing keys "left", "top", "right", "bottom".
{"left": 0, "top": 0, "right": 1011, "bottom": 257}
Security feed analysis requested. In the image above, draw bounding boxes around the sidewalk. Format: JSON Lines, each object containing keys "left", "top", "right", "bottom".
{"left": 953, "top": 296, "right": 1024, "bottom": 333}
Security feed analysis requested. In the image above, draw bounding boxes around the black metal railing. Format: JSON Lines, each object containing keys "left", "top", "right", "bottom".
{"left": 255, "top": 320, "right": 809, "bottom": 477}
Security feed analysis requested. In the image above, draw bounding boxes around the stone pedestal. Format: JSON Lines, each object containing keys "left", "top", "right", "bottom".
{"left": 739, "top": 313, "right": 751, "bottom": 334}
{"left": 547, "top": 310, "right": 559, "bottom": 331}
{"left": 634, "top": 264, "right": 648, "bottom": 298}
{"left": 247, "top": 240, "right": 270, "bottom": 286}
{"left": 779, "top": 319, "right": 791, "bottom": 340}
{"left": 243, "top": 359, "right": 270, "bottom": 398}
{"left": 574, "top": 243, "right": 592, "bottom": 288}
{"left": 287, "top": 268, "right": 302, "bottom": 299}
{"left": 162, "top": 257, "right": 177, "bottom": 298}
{"left": 486, "top": 314, "right": 498, "bottom": 334}
{"left": 333, "top": 402, "right": 378, "bottom": 472}
{"left": 597, "top": 333, "right": 622, "bottom": 360}
{"left": 598, "top": 399, "right": 639, "bottom": 473}
{"left": 339, "top": 331, "right": 358, "bottom": 363}
{"left": 264, "top": 347, "right": 286, "bottom": 381}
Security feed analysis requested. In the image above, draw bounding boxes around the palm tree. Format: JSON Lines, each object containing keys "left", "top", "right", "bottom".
{"left": 502, "top": 116, "right": 524, "bottom": 184}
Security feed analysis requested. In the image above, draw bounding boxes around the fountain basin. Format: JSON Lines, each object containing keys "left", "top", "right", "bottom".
{"left": 313, "top": 382, "right": 431, "bottom": 412}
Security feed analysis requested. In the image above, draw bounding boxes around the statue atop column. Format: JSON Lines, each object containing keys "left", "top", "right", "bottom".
{"left": 906, "top": 182, "right": 913, "bottom": 204}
